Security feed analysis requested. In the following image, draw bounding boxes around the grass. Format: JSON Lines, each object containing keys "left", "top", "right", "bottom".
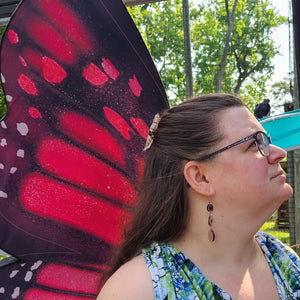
{"left": 260, "top": 220, "right": 290, "bottom": 245}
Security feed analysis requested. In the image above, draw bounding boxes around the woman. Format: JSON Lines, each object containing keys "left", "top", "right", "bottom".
{"left": 98, "top": 94, "right": 299, "bottom": 299}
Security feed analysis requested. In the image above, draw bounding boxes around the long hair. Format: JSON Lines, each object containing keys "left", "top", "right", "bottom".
{"left": 105, "top": 93, "right": 245, "bottom": 279}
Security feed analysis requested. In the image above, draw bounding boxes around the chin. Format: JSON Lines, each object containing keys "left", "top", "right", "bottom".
{"left": 277, "top": 185, "right": 293, "bottom": 208}
{"left": 284, "top": 183, "right": 293, "bottom": 198}
{"left": 277, "top": 183, "right": 293, "bottom": 204}
{"left": 264, "top": 185, "right": 293, "bottom": 212}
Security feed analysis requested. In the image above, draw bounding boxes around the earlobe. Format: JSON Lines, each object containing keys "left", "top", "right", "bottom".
{"left": 184, "top": 161, "right": 212, "bottom": 196}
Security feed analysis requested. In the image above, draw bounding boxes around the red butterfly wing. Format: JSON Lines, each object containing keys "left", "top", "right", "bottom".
{"left": 0, "top": 0, "right": 168, "bottom": 298}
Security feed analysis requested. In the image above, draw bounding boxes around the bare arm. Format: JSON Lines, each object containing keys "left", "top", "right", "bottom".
{"left": 97, "top": 255, "right": 154, "bottom": 300}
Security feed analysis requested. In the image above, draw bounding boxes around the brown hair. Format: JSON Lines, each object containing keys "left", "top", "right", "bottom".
{"left": 105, "top": 93, "right": 245, "bottom": 279}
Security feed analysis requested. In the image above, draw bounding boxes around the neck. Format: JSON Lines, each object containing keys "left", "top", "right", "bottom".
{"left": 170, "top": 195, "right": 264, "bottom": 268}
{"left": 172, "top": 227, "right": 261, "bottom": 270}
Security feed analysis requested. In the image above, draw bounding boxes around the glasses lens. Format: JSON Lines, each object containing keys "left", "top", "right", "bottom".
{"left": 257, "top": 132, "right": 269, "bottom": 156}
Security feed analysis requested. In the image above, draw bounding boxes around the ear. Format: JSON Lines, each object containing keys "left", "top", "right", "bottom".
{"left": 184, "top": 161, "right": 214, "bottom": 196}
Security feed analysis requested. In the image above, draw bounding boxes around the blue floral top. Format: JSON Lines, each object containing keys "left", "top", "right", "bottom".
{"left": 142, "top": 232, "right": 300, "bottom": 299}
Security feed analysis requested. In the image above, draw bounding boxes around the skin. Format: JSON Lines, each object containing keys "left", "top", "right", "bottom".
{"left": 97, "top": 106, "right": 293, "bottom": 300}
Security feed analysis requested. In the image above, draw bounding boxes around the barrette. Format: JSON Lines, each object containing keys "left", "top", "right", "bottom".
{"left": 143, "top": 113, "right": 161, "bottom": 151}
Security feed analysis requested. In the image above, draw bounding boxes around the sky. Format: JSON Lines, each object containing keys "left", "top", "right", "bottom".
{"left": 270, "top": 0, "right": 291, "bottom": 84}
{"left": 267, "top": 0, "right": 293, "bottom": 114}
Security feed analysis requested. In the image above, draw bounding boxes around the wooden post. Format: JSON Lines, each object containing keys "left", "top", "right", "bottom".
{"left": 287, "top": 152, "right": 296, "bottom": 245}
{"left": 294, "top": 151, "right": 300, "bottom": 252}
{"left": 291, "top": 0, "right": 300, "bottom": 254}
{"left": 293, "top": 73, "right": 300, "bottom": 252}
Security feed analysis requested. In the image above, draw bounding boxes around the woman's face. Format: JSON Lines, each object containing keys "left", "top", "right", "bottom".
{"left": 207, "top": 106, "right": 293, "bottom": 223}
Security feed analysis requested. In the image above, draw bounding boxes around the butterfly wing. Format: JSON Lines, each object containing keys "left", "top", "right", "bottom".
{"left": 0, "top": 0, "right": 168, "bottom": 298}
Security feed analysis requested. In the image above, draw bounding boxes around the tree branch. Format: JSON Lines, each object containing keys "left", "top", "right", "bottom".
{"left": 215, "top": 0, "right": 239, "bottom": 93}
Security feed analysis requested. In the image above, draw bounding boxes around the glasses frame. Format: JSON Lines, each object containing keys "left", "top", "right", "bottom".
{"left": 201, "top": 131, "right": 271, "bottom": 161}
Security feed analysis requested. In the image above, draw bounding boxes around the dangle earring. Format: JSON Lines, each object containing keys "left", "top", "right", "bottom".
{"left": 207, "top": 196, "right": 215, "bottom": 242}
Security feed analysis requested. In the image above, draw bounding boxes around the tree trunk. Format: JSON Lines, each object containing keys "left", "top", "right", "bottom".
{"left": 234, "top": 78, "right": 243, "bottom": 95}
{"left": 215, "top": 0, "right": 238, "bottom": 93}
{"left": 234, "top": 72, "right": 248, "bottom": 94}
{"left": 182, "top": 0, "right": 193, "bottom": 98}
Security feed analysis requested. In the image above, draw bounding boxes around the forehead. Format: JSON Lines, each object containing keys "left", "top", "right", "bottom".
{"left": 218, "top": 106, "right": 264, "bottom": 142}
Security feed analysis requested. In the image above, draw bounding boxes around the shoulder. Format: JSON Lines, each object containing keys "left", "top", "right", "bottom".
{"left": 97, "top": 255, "right": 154, "bottom": 300}
{"left": 257, "top": 231, "right": 300, "bottom": 261}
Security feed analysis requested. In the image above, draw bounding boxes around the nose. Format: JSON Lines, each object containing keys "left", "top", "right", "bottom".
{"left": 267, "top": 144, "right": 286, "bottom": 164}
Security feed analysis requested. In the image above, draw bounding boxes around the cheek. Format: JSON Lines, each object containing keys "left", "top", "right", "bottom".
{"left": 210, "top": 156, "right": 269, "bottom": 197}
{"left": 221, "top": 159, "right": 268, "bottom": 196}
{"left": 245, "top": 159, "right": 267, "bottom": 177}
{"left": 242, "top": 160, "right": 268, "bottom": 186}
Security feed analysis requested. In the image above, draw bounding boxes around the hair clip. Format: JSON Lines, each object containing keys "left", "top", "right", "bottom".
{"left": 143, "top": 113, "right": 161, "bottom": 151}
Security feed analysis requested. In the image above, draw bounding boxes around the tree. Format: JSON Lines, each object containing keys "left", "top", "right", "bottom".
{"left": 192, "top": 0, "right": 287, "bottom": 103}
{"left": 128, "top": 0, "right": 188, "bottom": 105}
{"left": 230, "top": 0, "right": 286, "bottom": 95}
{"left": 128, "top": 0, "right": 287, "bottom": 108}
{"left": 215, "top": 0, "right": 239, "bottom": 93}
{"left": 270, "top": 76, "right": 294, "bottom": 113}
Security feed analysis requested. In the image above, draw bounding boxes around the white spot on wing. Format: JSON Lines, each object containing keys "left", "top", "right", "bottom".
{"left": 11, "top": 287, "right": 20, "bottom": 299}
{"left": 0, "top": 163, "right": 4, "bottom": 169}
{"left": 31, "top": 260, "right": 43, "bottom": 271}
{"left": 10, "top": 167, "right": 17, "bottom": 174}
{"left": 6, "top": 95, "right": 12, "bottom": 102}
{"left": 1, "top": 74, "right": 5, "bottom": 83}
{"left": 0, "top": 287, "right": 4, "bottom": 294}
{"left": 24, "top": 271, "right": 33, "bottom": 282}
{"left": 0, "top": 139, "right": 7, "bottom": 147}
{"left": 10, "top": 270, "right": 19, "bottom": 278}
{"left": 16, "top": 149, "right": 24, "bottom": 158}
{"left": 0, "top": 191, "right": 7, "bottom": 198}
{"left": 1, "top": 121, "right": 7, "bottom": 129}
{"left": 17, "top": 123, "right": 28, "bottom": 136}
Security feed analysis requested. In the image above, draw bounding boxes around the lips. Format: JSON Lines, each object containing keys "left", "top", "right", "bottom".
{"left": 271, "top": 170, "right": 284, "bottom": 179}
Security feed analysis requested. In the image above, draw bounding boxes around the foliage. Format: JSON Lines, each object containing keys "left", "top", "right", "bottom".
{"left": 270, "top": 76, "right": 294, "bottom": 113}
{"left": 128, "top": 0, "right": 287, "bottom": 108}
{"left": 230, "top": 0, "right": 286, "bottom": 95}
{"left": 0, "top": 86, "right": 7, "bottom": 120}
{"left": 260, "top": 220, "right": 290, "bottom": 245}
{"left": 214, "top": 0, "right": 239, "bottom": 93}
{"left": 129, "top": 0, "right": 187, "bottom": 104}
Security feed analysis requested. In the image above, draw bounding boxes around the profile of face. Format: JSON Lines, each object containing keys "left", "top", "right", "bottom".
{"left": 206, "top": 106, "right": 293, "bottom": 223}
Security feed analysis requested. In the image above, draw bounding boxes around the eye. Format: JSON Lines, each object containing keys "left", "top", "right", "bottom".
{"left": 248, "top": 140, "right": 257, "bottom": 150}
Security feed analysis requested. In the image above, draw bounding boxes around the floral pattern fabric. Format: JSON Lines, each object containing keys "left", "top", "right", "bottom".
{"left": 142, "top": 232, "right": 300, "bottom": 299}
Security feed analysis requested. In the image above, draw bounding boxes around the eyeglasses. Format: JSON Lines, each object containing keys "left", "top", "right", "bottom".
{"left": 201, "top": 131, "right": 271, "bottom": 160}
